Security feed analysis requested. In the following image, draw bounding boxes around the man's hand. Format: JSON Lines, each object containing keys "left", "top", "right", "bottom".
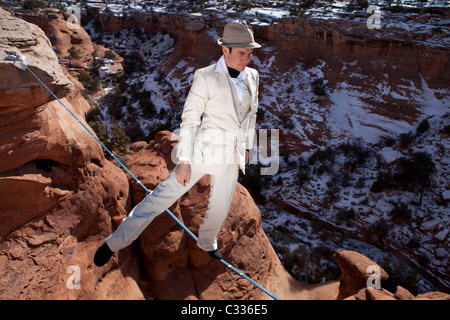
{"left": 175, "top": 161, "right": 191, "bottom": 186}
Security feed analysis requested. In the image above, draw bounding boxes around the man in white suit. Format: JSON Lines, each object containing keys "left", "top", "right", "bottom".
{"left": 94, "top": 21, "right": 261, "bottom": 266}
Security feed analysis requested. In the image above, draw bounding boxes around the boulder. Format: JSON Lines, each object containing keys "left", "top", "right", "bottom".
{"left": 414, "top": 291, "right": 450, "bottom": 300}
{"left": 393, "top": 285, "right": 415, "bottom": 300}
{"left": 354, "top": 288, "right": 396, "bottom": 300}
{"left": 333, "top": 249, "right": 389, "bottom": 300}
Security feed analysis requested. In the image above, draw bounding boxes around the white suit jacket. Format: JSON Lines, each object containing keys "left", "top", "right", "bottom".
{"left": 177, "top": 57, "right": 259, "bottom": 174}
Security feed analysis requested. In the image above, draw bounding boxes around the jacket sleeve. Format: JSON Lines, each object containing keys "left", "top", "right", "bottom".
{"left": 246, "top": 70, "right": 259, "bottom": 150}
{"left": 176, "top": 69, "right": 208, "bottom": 162}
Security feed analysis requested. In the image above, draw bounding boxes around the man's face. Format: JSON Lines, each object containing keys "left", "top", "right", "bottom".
{"left": 222, "top": 47, "right": 254, "bottom": 72}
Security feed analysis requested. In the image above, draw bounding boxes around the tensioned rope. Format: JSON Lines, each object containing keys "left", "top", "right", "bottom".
{"left": 4, "top": 51, "right": 281, "bottom": 300}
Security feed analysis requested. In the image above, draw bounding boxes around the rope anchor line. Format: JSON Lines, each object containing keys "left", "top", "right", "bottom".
{"left": 4, "top": 51, "right": 281, "bottom": 300}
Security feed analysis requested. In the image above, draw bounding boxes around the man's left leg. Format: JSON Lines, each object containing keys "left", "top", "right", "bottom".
{"left": 197, "top": 163, "right": 239, "bottom": 258}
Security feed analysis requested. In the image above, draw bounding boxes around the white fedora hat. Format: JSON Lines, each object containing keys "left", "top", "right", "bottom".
{"left": 217, "top": 21, "right": 261, "bottom": 49}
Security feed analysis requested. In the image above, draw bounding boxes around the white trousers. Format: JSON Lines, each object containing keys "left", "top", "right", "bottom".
{"left": 106, "top": 163, "right": 239, "bottom": 252}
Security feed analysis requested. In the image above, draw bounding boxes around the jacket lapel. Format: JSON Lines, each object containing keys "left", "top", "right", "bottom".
{"left": 215, "top": 64, "right": 240, "bottom": 124}
{"left": 245, "top": 69, "right": 258, "bottom": 111}
{"left": 213, "top": 58, "right": 258, "bottom": 123}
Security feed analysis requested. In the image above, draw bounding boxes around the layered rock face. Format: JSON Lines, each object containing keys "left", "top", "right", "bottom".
{"left": 13, "top": 8, "right": 123, "bottom": 91}
{"left": 0, "top": 10, "right": 72, "bottom": 111}
{"left": 86, "top": 7, "right": 448, "bottom": 81}
{"left": 0, "top": 8, "right": 143, "bottom": 300}
{"left": 86, "top": 6, "right": 449, "bottom": 152}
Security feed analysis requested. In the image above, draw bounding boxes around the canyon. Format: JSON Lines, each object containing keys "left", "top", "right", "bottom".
{"left": 0, "top": 1, "right": 449, "bottom": 300}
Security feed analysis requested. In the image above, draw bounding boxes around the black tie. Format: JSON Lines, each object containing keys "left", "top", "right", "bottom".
{"left": 227, "top": 66, "right": 240, "bottom": 78}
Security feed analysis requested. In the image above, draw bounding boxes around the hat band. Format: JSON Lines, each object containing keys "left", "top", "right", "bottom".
{"left": 218, "top": 39, "right": 261, "bottom": 48}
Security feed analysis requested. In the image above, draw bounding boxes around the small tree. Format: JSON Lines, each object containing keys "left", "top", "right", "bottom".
{"left": 89, "top": 122, "right": 130, "bottom": 156}
{"left": 312, "top": 78, "right": 327, "bottom": 96}
{"left": 109, "top": 125, "right": 131, "bottom": 155}
{"left": 68, "top": 46, "right": 79, "bottom": 59}
{"left": 416, "top": 119, "right": 430, "bottom": 135}
{"left": 104, "top": 49, "right": 116, "bottom": 60}
{"left": 389, "top": 200, "right": 412, "bottom": 224}
{"left": 23, "top": 0, "right": 45, "bottom": 10}
{"left": 396, "top": 152, "right": 436, "bottom": 205}
{"left": 396, "top": 152, "right": 435, "bottom": 188}
{"left": 139, "top": 90, "right": 157, "bottom": 118}
{"left": 78, "top": 70, "right": 100, "bottom": 94}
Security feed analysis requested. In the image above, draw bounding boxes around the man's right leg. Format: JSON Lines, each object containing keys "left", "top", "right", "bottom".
{"left": 94, "top": 167, "right": 204, "bottom": 266}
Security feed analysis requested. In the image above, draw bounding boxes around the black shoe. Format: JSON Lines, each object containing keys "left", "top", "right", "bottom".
{"left": 94, "top": 242, "right": 115, "bottom": 267}
{"left": 207, "top": 249, "right": 222, "bottom": 260}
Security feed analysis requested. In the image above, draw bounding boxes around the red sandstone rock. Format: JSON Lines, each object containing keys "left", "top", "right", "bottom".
{"left": 14, "top": 8, "right": 123, "bottom": 93}
{"left": 0, "top": 9, "right": 73, "bottom": 110}
{"left": 0, "top": 8, "right": 142, "bottom": 300}
{"left": 126, "top": 131, "right": 339, "bottom": 300}
{"left": 415, "top": 291, "right": 450, "bottom": 300}
{"left": 354, "top": 288, "right": 396, "bottom": 300}
{"left": 333, "top": 249, "right": 389, "bottom": 300}
{"left": 394, "top": 285, "right": 415, "bottom": 300}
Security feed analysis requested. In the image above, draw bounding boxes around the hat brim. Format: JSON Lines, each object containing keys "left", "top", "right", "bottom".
{"left": 217, "top": 38, "right": 261, "bottom": 49}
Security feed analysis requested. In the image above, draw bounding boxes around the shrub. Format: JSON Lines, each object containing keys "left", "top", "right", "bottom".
{"left": 78, "top": 70, "right": 100, "bottom": 94}
{"left": 124, "top": 122, "right": 145, "bottom": 141}
{"left": 68, "top": 46, "right": 79, "bottom": 59}
{"left": 407, "top": 237, "right": 421, "bottom": 249}
{"left": 399, "top": 132, "right": 415, "bottom": 148}
{"left": 371, "top": 170, "right": 394, "bottom": 192}
{"left": 123, "top": 54, "right": 144, "bottom": 75}
{"left": 308, "top": 146, "right": 334, "bottom": 165}
{"left": 299, "top": 0, "right": 316, "bottom": 9}
{"left": 396, "top": 152, "right": 436, "bottom": 189}
{"left": 312, "top": 78, "right": 327, "bottom": 96}
{"left": 256, "top": 108, "right": 266, "bottom": 121}
{"left": 239, "top": 0, "right": 252, "bottom": 9}
{"left": 419, "top": 253, "right": 431, "bottom": 266}
{"left": 86, "top": 106, "right": 101, "bottom": 123}
{"left": 441, "top": 123, "right": 450, "bottom": 136}
{"left": 371, "top": 152, "right": 436, "bottom": 200}
{"left": 89, "top": 121, "right": 109, "bottom": 149}
{"left": 389, "top": 200, "right": 412, "bottom": 224}
{"left": 324, "top": 181, "right": 340, "bottom": 206}
{"left": 139, "top": 90, "right": 157, "bottom": 118}
{"left": 109, "top": 125, "right": 131, "bottom": 154}
{"left": 389, "top": 2, "right": 404, "bottom": 13}
{"left": 89, "top": 121, "right": 130, "bottom": 156}
{"left": 370, "top": 218, "right": 393, "bottom": 246}
{"left": 336, "top": 208, "right": 356, "bottom": 227}
{"left": 23, "top": 0, "right": 44, "bottom": 10}
{"left": 416, "top": 119, "right": 430, "bottom": 134}
{"left": 338, "top": 142, "right": 370, "bottom": 166}
{"left": 104, "top": 49, "right": 116, "bottom": 60}
{"left": 347, "top": 0, "right": 368, "bottom": 10}
{"left": 238, "top": 163, "right": 268, "bottom": 202}
{"left": 297, "top": 158, "right": 311, "bottom": 186}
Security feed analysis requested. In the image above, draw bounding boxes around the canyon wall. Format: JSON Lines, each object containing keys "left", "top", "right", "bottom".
{"left": 86, "top": 5, "right": 449, "bottom": 83}
{"left": 0, "top": 7, "right": 144, "bottom": 299}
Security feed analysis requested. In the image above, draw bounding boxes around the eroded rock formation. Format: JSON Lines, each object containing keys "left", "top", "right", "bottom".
{"left": 0, "top": 7, "right": 448, "bottom": 301}
{"left": 0, "top": 8, "right": 143, "bottom": 300}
